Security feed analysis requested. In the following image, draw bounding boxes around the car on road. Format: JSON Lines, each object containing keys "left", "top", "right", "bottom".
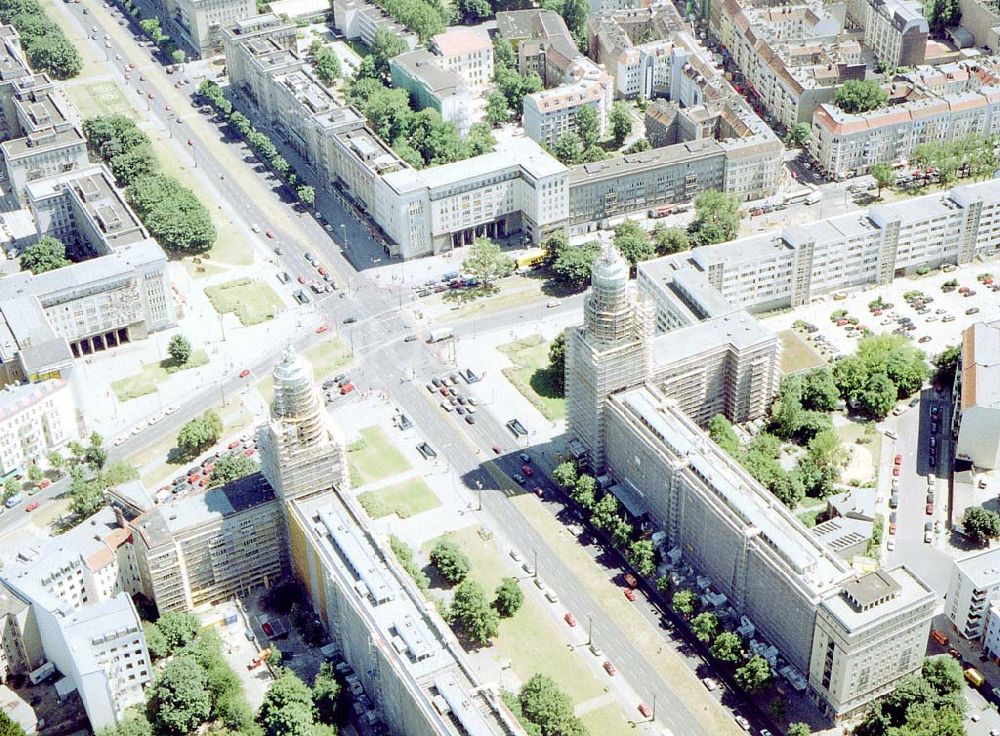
{"left": 416, "top": 442, "right": 436, "bottom": 459}
{"left": 239, "top": 369, "right": 250, "bottom": 378}
{"left": 25, "top": 502, "right": 39, "bottom": 512}
{"left": 638, "top": 703, "right": 652, "bottom": 718}
{"left": 521, "top": 464, "right": 534, "bottom": 477}
{"left": 297, "top": 275, "right": 308, "bottom": 285}
{"left": 315, "top": 325, "right": 328, "bottom": 334}
{"left": 894, "top": 453, "right": 902, "bottom": 466}
{"left": 509, "top": 549, "right": 522, "bottom": 562}
{"left": 492, "top": 445, "right": 502, "bottom": 454}
{"left": 521, "top": 561, "right": 535, "bottom": 575}
{"left": 343, "top": 316, "right": 357, "bottom": 324}
{"left": 266, "top": 230, "right": 275, "bottom": 239}
{"left": 926, "top": 502, "right": 934, "bottom": 515}
{"left": 892, "top": 466, "right": 900, "bottom": 477}
{"left": 588, "top": 642, "right": 602, "bottom": 656}
{"left": 624, "top": 588, "right": 636, "bottom": 602}
{"left": 924, "top": 522, "right": 934, "bottom": 543}
{"left": 404, "top": 333, "right": 417, "bottom": 342}
{"left": 602, "top": 661, "right": 616, "bottom": 676}
{"left": 464, "top": 414, "right": 476, "bottom": 424}
{"left": 735, "top": 716, "right": 750, "bottom": 731}
{"left": 512, "top": 473, "right": 526, "bottom": 485}
{"left": 339, "top": 383, "right": 354, "bottom": 395}
{"left": 967, "top": 307, "right": 981, "bottom": 315}
{"left": 563, "top": 612, "right": 576, "bottom": 627}
{"left": 702, "top": 677, "right": 719, "bottom": 691}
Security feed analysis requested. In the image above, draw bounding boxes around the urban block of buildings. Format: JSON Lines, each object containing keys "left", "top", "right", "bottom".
{"left": 390, "top": 49, "right": 473, "bottom": 136}
{"left": 947, "top": 547, "right": 1000, "bottom": 646}
{"left": 811, "top": 61, "right": 1000, "bottom": 178}
{"left": 147, "top": 0, "right": 257, "bottom": 56}
{"left": 951, "top": 319, "right": 1000, "bottom": 470}
{"left": 332, "top": 0, "right": 419, "bottom": 53}
{"left": 0, "top": 377, "right": 78, "bottom": 476}
{"left": 565, "top": 245, "right": 934, "bottom": 719}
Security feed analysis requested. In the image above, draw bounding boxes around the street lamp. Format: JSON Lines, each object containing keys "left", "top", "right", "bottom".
{"left": 187, "top": 138, "right": 198, "bottom": 167}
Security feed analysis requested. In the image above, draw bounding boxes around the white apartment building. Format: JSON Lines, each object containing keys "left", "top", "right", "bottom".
{"left": 952, "top": 320, "right": 1000, "bottom": 469}
{"left": 331, "top": 0, "right": 418, "bottom": 52}
{"left": 948, "top": 547, "right": 1000, "bottom": 640}
{"left": 598, "top": 386, "right": 934, "bottom": 719}
{"left": 0, "top": 378, "right": 77, "bottom": 476}
{"left": 429, "top": 26, "right": 493, "bottom": 94}
{"left": 286, "top": 490, "right": 526, "bottom": 736}
{"left": 811, "top": 63, "right": 1000, "bottom": 178}
{"left": 523, "top": 82, "right": 607, "bottom": 146}
{"left": 174, "top": 0, "right": 256, "bottom": 55}
{"left": 863, "top": 0, "right": 928, "bottom": 67}
{"left": 390, "top": 50, "right": 472, "bottom": 136}
{"left": 2, "top": 510, "right": 150, "bottom": 730}
{"left": 983, "top": 600, "right": 1000, "bottom": 661}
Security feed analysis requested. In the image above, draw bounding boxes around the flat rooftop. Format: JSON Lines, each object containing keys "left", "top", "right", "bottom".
{"left": 954, "top": 546, "right": 1000, "bottom": 588}
{"left": 392, "top": 49, "right": 467, "bottom": 96}
{"left": 652, "top": 308, "right": 776, "bottom": 365}
{"left": 820, "top": 566, "right": 932, "bottom": 630}
{"left": 1, "top": 126, "right": 83, "bottom": 158}
{"left": 568, "top": 139, "right": 723, "bottom": 184}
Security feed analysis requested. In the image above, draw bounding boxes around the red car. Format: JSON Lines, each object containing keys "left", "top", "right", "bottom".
{"left": 638, "top": 703, "right": 652, "bottom": 718}
{"left": 340, "top": 383, "right": 355, "bottom": 395}
{"left": 564, "top": 612, "right": 577, "bottom": 627}
{"left": 603, "top": 661, "right": 616, "bottom": 676}
{"left": 439, "top": 386, "right": 450, "bottom": 396}
{"left": 37, "top": 478, "right": 51, "bottom": 490}
{"left": 297, "top": 275, "right": 308, "bottom": 284}
{"left": 894, "top": 454, "right": 902, "bottom": 466}
{"left": 624, "top": 588, "right": 636, "bottom": 602}
{"left": 888, "top": 522, "right": 896, "bottom": 535}
{"left": 244, "top": 448, "right": 256, "bottom": 457}
{"left": 492, "top": 445, "right": 502, "bottom": 455}
{"left": 202, "top": 463, "right": 215, "bottom": 474}
{"left": 188, "top": 473, "right": 202, "bottom": 484}
{"left": 318, "top": 266, "right": 328, "bottom": 276}
{"left": 228, "top": 440, "right": 241, "bottom": 449}
{"left": 239, "top": 369, "right": 251, "bottom": 378}
{"left": 521, "top": 464, "right": 534, "bottom": 477}
{"left": 926, "top": 502, "right": 934, "bottom": 515}
{"left": 266, "top": 230, "right": 275, "bottom": 239}
{"left": 315, "top": 325, "right": 328, "bottom": 334}
{"left": 25, "top": 502, "right": 39, "bottom": 512}
{"left": 892, "top": 466, "right": 900, "bottom": 477}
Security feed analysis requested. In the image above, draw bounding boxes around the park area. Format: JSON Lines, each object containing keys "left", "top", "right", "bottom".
{"left": 348, "top": 426, "right": 410, "bottom": 487}
{"left": 111, "top": 349, "right": 209, "bottom": 401}
{"left": 205, "top": 278, "right": 284, "bottom": 326}
{"left": 357, "top": 478, "right": 439, "bottom": 519}
{"left": 498, "top": 335, "right": 565, "bottom": 421}
{"left": 778, "top": 330, "right": 825, "bottom": 375}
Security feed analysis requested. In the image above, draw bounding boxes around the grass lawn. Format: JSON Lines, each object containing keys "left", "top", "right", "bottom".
{"left": 425, "top": 526, "right": 613, "bottom": 709}
{"left": 305, "top": 339, "right": 353, "bottom": 378}
{"left": 357, "top": 478, "right": 439, "bottom": 519}
{"left": 111, "top": 349, "right": 209, "bottom": 401}
{"left": 778, "top": 329, "right": 825, "bottom": 374}
{"left": 348, "top": 426, "right": 410, "bottom": 487}
{"left": 498, "top": 335, "right": 565, "bottom": 421}
{"left": 580, "top": 703, "right": 633, "bottom": 735}
{"left": 205, "top": 278, "right": 284, "bottom": 326}
{"left": 66, "top": 82, "right": 133, "bottom": 119}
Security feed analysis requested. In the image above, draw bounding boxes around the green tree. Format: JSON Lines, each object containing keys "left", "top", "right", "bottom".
{"left": 257, "top": 670, "right": 315, "bottom": 736}
{"left": 927, "top": 0, "right": 961, "bottom": 34}
{"left": 609, "top": 101, "right": 632, "bottom": 146}
{"left": 548, "top": 333, "right": 566, "bottom": 395}
{"left": 552, "top": 240, "right": 600, "bottom": 288}
{"left": 710, "top": 631, "right": 745, "bottom": 663}
{"left": 962, "top": 506, "right": 1000, "bottom": 544}
{"left": 312, "top": 45, "right": 341, "bottom": 85}
{"left": 20, "top": 236, "right": 70, "bottom": 274}
{"left": 570, "top": 473, "right": 597, "bottom": 510}
{"left": 575, "top": 105, "right": 600, "bottom": 149}
{"left": 492, "top": 36, "right": 515, "bottom": 71}
{"left": 834, "top": 79, "right": 888, "bottom": 114}
{"left": 787, "top": 723, "right": 811, "bottom": 736}
{"left": 801, "top": 367, "right": 839, "bottom": 411}
{"left": 493, "top": 577, "right": 523, "bottom": 617}
{"left": 312, "top": 662, "right": 340, "bottom": 725}
{"left": 27, "top": 35, "right": 81, "bottom": 78}
{"left": 935, "top": 344, "right": 961, "bottom": 372}
{"left": 735, "top": 656, "right": 772, "bottom": 694}
{"left": 581, "top": 144, "right": 607, "bottom": 164}
{"left": 871, "top": 162, "right": 894, "bottom": 198}
{"left": 485, "top": 90, "right": 509, "bottom": 127}
{"left": 672, "top": 588, "right": 696, "bottom": 616}
{"left": 158, "top": 611, "right": 201, "bottom": 653}
{"left": 922, "top": 656, "right": 964, "bottom": 697}
{"left": 430, "top": 540, "right": 470, "bottom": 584}
{"left": 371, "top": 27, "right": 408, "bottom": 81}
{"left": 590, "top": 493, "right": 619, "bottom": 530}
{"left": 688, "top": 190, "right": 740, "bottom": 246}
{"left": 561, "top": 0, "right": 588, "bottom": 37}
{"left": 228, "top": 109, "right": 253, "bottom": 136}
{"left": 518, "top": 674, "right": 587, "bottom": 736}
{"left": 463, "top": 123, "right": 496, "bottom": 157}
{"left": 786, "top": 122, "right": 811, "bottom": 148}
{"left": 170, "top": 49, "right": 186, "bottom": 64}
{"left": 806, "top": 429, "right": 846, "bottom": 475}
{"left": 613, "top": 219, "right": 654, "bottom": 265}
{"left": 167, "top": 334, "right": 191, "bottom": 365}
{"left": 147, "top": 656, "right": 211, "bottom": 736}
{"left": 461, "top": 237, "right": 514, "bottom": 286}
{"left": 0, "top": 711, "right": 26, "bottom": 736}
{"left": 552, "top": 461, "right": 578, "bottom": 489}
{"left": 1, "top": 477, "right": 18, "bottom": 502}
{"left": 708, "top": 414, "right": 740, "bottom": 456}
{"left": 552, "top": 132, "right": 584, "bottom": 165}
{"left": 610, "top": 516, "right": 632, "bottom": 549}
{"left": 26, "top": 464, "right": 42, "bottom": 484}
{"left": 652, "top": 224, "right": 689, "bottom": 255}
{"left": 455, "top": 0, "right": 491, "bottom": 22}
{"left": 126, "top": 174, "right": 216, "bottom": 253}
{"left": 209, "top": 454, "right": 258, "bottom": 488}
{"left": 296, "top": 185, "right": 315, "bottom": 206}
{"left": 628, "top": 539, "right": 655, "bottom": 578}
{"left": 450, "top": 579, "right": 500, "bottom": 645}
{"left": 177, "top": 410, "right": 223, "bottom": 456}
{"left": 47, "top": 451, "right": 63, "bottom": 470}
{"left": 690, "top": 612, "right": 718, "bottom": 642}
{"left": 143, "top": 621, "right": 168, "bottom": 660}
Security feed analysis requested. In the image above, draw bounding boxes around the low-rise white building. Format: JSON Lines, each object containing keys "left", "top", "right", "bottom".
{"left": 429, "top": 26, "right": 493, "bottom": 95}
{"left": 0, "top": 378, "right": 77, "bottom": 476}
{"left": 523, "top": 82, "right": 606, "bottom": 146}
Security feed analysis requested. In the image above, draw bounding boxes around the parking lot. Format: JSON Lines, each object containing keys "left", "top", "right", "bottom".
{"left": 763, "top": 261, "right": 1000, "bottom": 361}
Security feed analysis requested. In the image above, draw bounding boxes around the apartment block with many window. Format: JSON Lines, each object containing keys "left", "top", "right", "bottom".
{"left": 947, "top": 547, "right": 1000, "bottom": 640}
{"left": 0, "top": 378, "right": 78, "bottom": 476}
{"left": 863, "top": 0, "right": 928, "bottom": 67}
{"left": 429, "top": 26, "right": 493, "bottom": 94}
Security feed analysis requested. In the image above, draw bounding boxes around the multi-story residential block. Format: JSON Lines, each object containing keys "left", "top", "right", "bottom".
{"left": 1, "top": 74, "right": 87, "bottom": 205}
{"left": 260, "top": 347, "right": 348, "bottom": 502}
{"left": 956, "top": 0, "right": 1000, "bottom": 51}
{"left": 714, "top": 0, "right": 865, "bottom": 129}
{"left": 951, "top": 320, "right": 1000, "bottom": 469}
{"left": 390, "top": 50, "right": 472, "bottom": 136}
{"left": 523, "top": 82, "right": 607, "bottom": 146}
{"left": 863, "top": 0, "right": 928, "bottom": 67}
{"left": 947, "top": 547, "right": 1000, "bottom": 639}
{"left": 286, "top": 489, "right": 527, "bottom": 736}
{"left": 811, "top": 62, "right": 1000, "bottom": 178}
{"left": 130, "top": 473, "right": 288, "bottom": 614}
{"left": 145, "top": 0, "right": 256, "bottom": 55}
{"left": 331, "top": 0, "right": 418, "bottom": 51}
{"left": 0, "top": 378, "right": 78, "bottom": 475}
{"left": 496, "top": 10, "right": 580, "bottom": 87}
{"left": 429, "top": 26, "right": 493, "bottom": 94}
{"left": 597, "top": 385, "right": 933, "bottom": 719}
{"left": 2, "top": 509, "right": 151, "bottom": 730}
{"left": 0, "top": 26, "right": 31, "bottom": 141}
{"left": 635, "top": 180, "right": 1000, "bottom": 315}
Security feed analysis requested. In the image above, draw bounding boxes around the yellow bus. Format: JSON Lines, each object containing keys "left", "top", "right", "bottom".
{"left": 965, "top": 667, "right": 985, "bottom": 687}
{"left": 516, "top": 249, "right": 546, "bottom": 271}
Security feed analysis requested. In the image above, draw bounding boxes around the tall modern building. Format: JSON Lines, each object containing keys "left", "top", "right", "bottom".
{"left": 260, "top": 347, "right": 348, "bottom": 501}
{"left": 946, "top": 547, "right": 1000, "bottom": 640}
{"left": 951, "top": 319, "right": 1000, "bottom": 470}
{"left": 565, "top": 244, "right": 654, "bottom": 467}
